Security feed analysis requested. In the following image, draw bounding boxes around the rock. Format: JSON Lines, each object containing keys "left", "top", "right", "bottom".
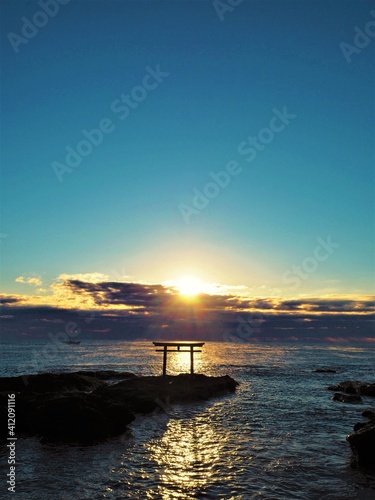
{"left": 314, "top": 369, "right": 337, "bottom": 373}
{"left": 354, "top": 422, "right": 368, "bottom": 432}
{"left": 328, "top": 384, "right": 340, "bottom": 391}
{"left": 94, "top": 374, "right": 239, "bottom": 412}
{"left": 362, "top": 409, "right": 375, "bottom": 420}
{"left": 347, "top": 420, "right": 375, "bottom": 467}
{"left": 31, "top": 394, "right": 135, "bottom": 442}
{"left": 1, "top": 390, "right": 135, "bottom": 443}
{"left": 0, "top": 371, "right": 130, "bottom": 393}
{"left": 332, "top": 393, "right": 363, "bottom": 404}
{"left": 360, "top": 384, "right": 375, "bottom": 397}
{"left": 0, "top": 371, "right": 239, "bottom": 443}
{"left": 21, "top": 370, "right": 135, "bottom": 393}
{"left": 327, "top": 381, "right": 375, "bottom": 397}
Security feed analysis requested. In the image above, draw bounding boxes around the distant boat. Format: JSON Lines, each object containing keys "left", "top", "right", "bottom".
{"left": 64, "top": 338, "right": 81, "bottom": 345}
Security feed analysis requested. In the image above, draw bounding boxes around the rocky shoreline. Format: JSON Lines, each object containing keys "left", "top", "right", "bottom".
{"left": 2, "top": 370, "right": 374, "bottom": 468}
{"left": 0, "top": 371, "right": 238, "bottom": 443}
{"left": 328, "top": 380, "right": 375, "bottom": 468}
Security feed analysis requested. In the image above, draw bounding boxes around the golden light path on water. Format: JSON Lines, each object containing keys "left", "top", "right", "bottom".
{"left": 123, "top": 345, "right": 256, "bottom": 498}
{"left": 146, "top": 347, "right": 216, "bottom": 497}
{"left": 145, "top": 414, "right": 223, "bottom": 498}
{"left": 119, "top": 344, "right": 237, "bottom": 499}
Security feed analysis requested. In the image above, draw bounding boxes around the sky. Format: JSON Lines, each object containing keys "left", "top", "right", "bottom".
{"left": 0, "top": 0, "right": 374, "bottom": 342}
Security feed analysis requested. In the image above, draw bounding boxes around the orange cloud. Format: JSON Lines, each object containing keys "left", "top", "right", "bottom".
{"left": 15, "top": 276, "right": 42, "bottom": 286}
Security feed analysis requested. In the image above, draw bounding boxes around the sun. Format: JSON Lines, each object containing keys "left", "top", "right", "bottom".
{"left": 176, "top": 276, "right": 206, "bottom": 297}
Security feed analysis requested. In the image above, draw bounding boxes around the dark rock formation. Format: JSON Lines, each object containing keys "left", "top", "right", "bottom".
{"left": 362, "top": 409, "right": 375, "bottom": 420}
{"left": 328, "top": 381, "right": 375, "bottom": 397}
{"left": 361, "top": 385, "right": 375, "bottom": 397}
{"left": 0, "top": 370, "right": 135, "bottom": 393}
{"left": 332, "top": 393, "right": 363, "bottom": 404}
{"left": 94, "top": 374, "right": 239, "bottom": 413}
{"left": 329, "top": 381, "right": 375, "bottom": 406}
{"left": 0, "top": 371, "right": 238, "bottom": 443}
{"left": 30, "top": 393, "right": 135, "bottom": 441}
{"left": 353, "top": 421, "right": 368, "bottom": 432}
{"left": 347, "top": 420, "right": 375, "bottom": 468}
{"left": 329, "top": 382, "right": 375, "bottom": 467}
{"left": 314, "top": 369, "right": 337, "bottom": 373}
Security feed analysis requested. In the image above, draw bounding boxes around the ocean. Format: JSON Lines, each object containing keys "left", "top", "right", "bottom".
{"left": 1, "top": 340, "right": 374, "bottom": 499}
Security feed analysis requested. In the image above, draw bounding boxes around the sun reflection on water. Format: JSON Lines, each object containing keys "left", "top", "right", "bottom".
{"left": 165, "top": 350, "right": 203, "bottom": 375}
{"left": 145, "top": 414, "right": 223, "bottom": 499}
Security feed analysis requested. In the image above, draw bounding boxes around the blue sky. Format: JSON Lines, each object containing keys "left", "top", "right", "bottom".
{"left": 1, "top": 0, "right": 374, "bottom": 301}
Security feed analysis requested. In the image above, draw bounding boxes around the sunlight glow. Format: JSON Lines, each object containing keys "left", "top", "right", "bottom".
{"left": 176, "top": 276, "right": 207, "bottom": 296}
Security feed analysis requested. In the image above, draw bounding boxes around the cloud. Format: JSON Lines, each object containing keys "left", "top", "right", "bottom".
{"left": 271, "top": 297, "right": 375, "bottom": 314}
{"left": 5, "top": 278, "right": 375, "bottom": 316}
{"left": 0, "top": 295, "right": 22, "bottom": 305}
{"left": 1, "top": 276, "right": 374, "bottom": 342}
{"left": 15, "top": 276, "right": 42, "bottom": 286}
{"left": 56, "top": 273, "right": 108, "bottom": 283}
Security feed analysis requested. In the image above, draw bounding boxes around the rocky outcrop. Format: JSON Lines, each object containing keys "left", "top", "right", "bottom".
{"left": 29, "top": 393, "right": 136, "bottom": 441}
{"left": 0, "top": 370, "right": 135, "bottom": 393}
{"left": 347, "top": 420, "right": 375, "bottom": 468}
{"left": 362, "top": 409, "right": 375, "bottom": 420}
{"left": 328, "top": 382, "right": 375, "bottom": 468}
{"left": 332, "top": 393, "right": 362, "bottom": 404}
{"left": 328, "top": 381, "right": 375, "bottom": 397}
{"left": 0, "top": 371, "right": 238, "bottom": 443}
{"left": 314, "top": 369, "right": 337, "bottom": 373}
{"left": 328, "top": 381, "right": 375, "bottom": 407}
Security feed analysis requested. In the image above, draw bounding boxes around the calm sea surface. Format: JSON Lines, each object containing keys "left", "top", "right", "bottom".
{"left": 1, "top": 340, "right": 375, "bottom": 499}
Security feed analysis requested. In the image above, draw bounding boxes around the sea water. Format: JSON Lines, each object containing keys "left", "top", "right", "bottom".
{"left": 0, "top": 340, "right": 374, "bottom": 499}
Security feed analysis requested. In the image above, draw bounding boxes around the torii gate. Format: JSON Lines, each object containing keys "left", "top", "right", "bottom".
{"left": 153, "top": 341, "right": 205, "bottom": 376}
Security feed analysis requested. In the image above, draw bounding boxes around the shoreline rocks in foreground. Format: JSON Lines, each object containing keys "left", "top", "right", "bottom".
{"left": 0, "top": 371, "right": 238, "bottom": 443}
{"left": 328, "top": 380, "right": 375, "bottom": 468}
{"left": 347, "top": 416, "right": 375, "bottom": 469}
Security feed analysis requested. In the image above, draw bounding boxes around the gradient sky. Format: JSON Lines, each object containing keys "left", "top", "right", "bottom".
{"left": 1, "top": 0, "right": 374, "bottom": 304}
